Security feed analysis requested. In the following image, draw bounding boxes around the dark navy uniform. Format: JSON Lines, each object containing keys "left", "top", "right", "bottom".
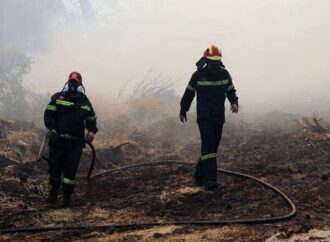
{"left": 180, "top": 66, "right": 238, "bottom": 186}
{"left": 44, "top": 92, "right": 98, "bottom": 198}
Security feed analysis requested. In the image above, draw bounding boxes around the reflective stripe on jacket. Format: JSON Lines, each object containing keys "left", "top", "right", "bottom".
{"left": 44, "top": 92, "right": 98, "bottom": 143}
{"left": 180, "top": 67, "right": 238, "bottom": 123}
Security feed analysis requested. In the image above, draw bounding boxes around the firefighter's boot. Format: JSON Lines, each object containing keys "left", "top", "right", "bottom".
{"left": 203, "top": 158, "right": 219, "bottom": 191}
{"left": 47, "top": 178, "right": 61, "bottom": 204}
{"left": 62, "top": 192, "right": 72, "bottom": 208}
{"left": 204, "top": 180, "right": 219, "bottom": 191}
{"left": 47, "top": 187, "right": 59, "bottom": 204}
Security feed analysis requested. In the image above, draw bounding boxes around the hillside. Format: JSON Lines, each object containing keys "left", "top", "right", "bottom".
{"left": 0, "top": 103, "right": 329, "bottom": 241}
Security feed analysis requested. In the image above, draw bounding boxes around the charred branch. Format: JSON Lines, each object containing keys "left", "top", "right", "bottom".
{"left": 299, "top": 113, "right": 328, "bottom": 134}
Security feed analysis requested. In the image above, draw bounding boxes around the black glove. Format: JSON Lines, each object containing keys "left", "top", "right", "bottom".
{"left": 47, "top": 129, "right": 57, "bottom": 139}
{"left": 179, "top": 111, "right": 187, "bottom": 123}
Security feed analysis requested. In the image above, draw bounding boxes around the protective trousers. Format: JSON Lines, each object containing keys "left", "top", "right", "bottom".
{"left": 195, "top": 122, "right": 223, "bottom": 185}
{"left": 48, "top": 146, "right": 82, "bottom": 194}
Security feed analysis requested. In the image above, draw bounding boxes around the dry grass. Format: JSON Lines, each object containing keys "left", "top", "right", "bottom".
{"left": 74, "top": 226, "right": 253, "bottom": 242}
{"left": 177, "top": 186, "right": 202, "bottom": 194}
{"left": 0, "top": 99, "right": 329, "bottom": 241}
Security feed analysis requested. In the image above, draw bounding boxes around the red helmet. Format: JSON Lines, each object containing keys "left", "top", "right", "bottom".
{"left": 68, "top": 71, "right": 82, "bottom": 83}
{"left": 204, "top": 45, "right": 222, "bottom": 60}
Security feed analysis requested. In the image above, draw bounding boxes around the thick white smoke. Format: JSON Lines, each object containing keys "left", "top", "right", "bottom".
{"left": 2, "top": 0, "right": 329, "bottom": 114}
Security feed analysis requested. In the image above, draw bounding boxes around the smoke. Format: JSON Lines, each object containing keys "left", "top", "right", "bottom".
{"left": 1, "top": 0, "right": 329, "bottom": 114}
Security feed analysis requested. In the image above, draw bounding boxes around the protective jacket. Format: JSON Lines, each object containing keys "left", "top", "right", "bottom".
{"left": 44, "top": 92, "right": 98, "bottom": 144}
{"left": 180, "top": 66, "right": 238, "bottom": 124}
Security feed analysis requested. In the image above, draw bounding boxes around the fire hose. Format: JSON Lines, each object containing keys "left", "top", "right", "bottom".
{"left": 35, "top": 132, "right": 96, "bottom": 179}
{"left": 0, "top": 159, "right": 296, "bottom": 234}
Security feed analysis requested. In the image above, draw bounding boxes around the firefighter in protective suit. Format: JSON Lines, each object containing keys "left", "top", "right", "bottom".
{"left": 180, "top": 45, "right": 239, "bottom": 190}
{"left": 44, "top": 71, "right": 98, "bottom": 207}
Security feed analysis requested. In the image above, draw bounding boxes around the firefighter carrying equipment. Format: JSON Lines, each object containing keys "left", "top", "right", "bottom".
{"left": 44, "top": 87, "right": 98, "bottom": 206}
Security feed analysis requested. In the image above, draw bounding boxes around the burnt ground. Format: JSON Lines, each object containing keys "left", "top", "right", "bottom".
{"left": 0, "top": 113, "right": 329, "bottom": 241}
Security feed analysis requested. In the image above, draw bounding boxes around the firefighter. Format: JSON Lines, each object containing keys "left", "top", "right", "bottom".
{"left": 44, "top": 71, "right": 98, "bottom": 207}
{"left": 180, "top": 45, "right": 239, "bottom": 190}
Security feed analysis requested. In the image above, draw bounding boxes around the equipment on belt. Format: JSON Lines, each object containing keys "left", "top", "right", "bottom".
{"left": 35, "top": 132, "right": 96, "bottom": 179}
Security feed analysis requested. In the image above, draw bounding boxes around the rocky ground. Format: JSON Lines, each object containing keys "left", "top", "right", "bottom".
{"left": 0, "top": 109, "right": 329, "bottom": 241}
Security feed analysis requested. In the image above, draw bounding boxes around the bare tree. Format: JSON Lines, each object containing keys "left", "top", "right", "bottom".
{"left": 299, "top": 113, "right": 329, "bottom": 137}
{"left": 117, "top": 71, "right": 177, "bottom": 103}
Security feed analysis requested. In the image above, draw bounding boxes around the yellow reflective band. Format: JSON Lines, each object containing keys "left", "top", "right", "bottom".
{"left": 186, "top": 85, "right": 196, "bottom": 92}
{"left": 46, "top": 105, "right": 57, "bottom": 111}
{"left": 205, "top": 55, "right": 222, "bottom": 60}
{"left": 86, "top": 115, "right": 96, "bottom": 121}
{"left": 81, "top": 105, "right": 91, "bottom": 111}
{"left": 197, "top": 80, "right": 228, "bottom": 86}
{"left": 227, "top": 84, "right": 234, "bottom": 91}
{"left": 209, "top": 46, "right": 213, "bottom": 55}
{"left": 201, "top": 153, "right": 217, "bottom": 161}
{"left": 56, "top": 99, "right": 74, "bottom": 106}
{"left": 63, "top": 177, "right": 75, "bottom": 185}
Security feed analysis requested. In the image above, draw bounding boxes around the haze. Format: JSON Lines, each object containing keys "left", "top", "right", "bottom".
{"left": 1, "top": 0, "right": 329, "bottom": 114}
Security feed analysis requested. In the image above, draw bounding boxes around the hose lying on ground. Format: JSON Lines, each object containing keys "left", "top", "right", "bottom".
{"left": 0, "top": 160, "right": 296, "bottom": 234}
